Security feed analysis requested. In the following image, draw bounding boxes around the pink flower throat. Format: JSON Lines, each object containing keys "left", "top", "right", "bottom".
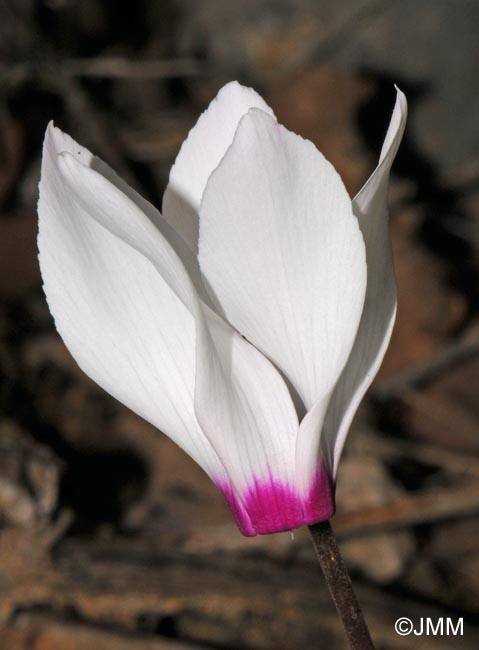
{"left": 218, "top": 464, "right": 335, "bottom": 536}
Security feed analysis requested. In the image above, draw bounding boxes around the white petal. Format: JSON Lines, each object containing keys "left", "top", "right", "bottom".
{"left": 47, "top": 127, "right": 210, "bottom": 303}
{"left": 39, "top": 124, "right": 221, "bottom": 479}
{"left": 199, "top": 109, "right": 367, "bottom": 410}
{"left": 324, "top": 88, "right": 407, "bottom": 477}
{"left": 198, "top": 109, "right": 367, "bottom": 494}
{"left": 40, "top": 124, "right": 299, "bottom": 535}
{"left": 196, "top": 307, "right": 301, "bottom": 534}
{"left": 162, "top": 81, "right": 274, "bottom": 251}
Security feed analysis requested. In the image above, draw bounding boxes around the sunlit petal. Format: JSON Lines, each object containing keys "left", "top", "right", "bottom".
{"left": 324, "top": 88, "right": 408, "bottom": 476}
{"left": 163, "top": 81, "right": 274, "bottom": 251}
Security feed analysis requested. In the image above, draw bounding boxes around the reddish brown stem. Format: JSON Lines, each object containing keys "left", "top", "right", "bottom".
{"left": 308, "top": 520, "right": 375, "bottom": 650}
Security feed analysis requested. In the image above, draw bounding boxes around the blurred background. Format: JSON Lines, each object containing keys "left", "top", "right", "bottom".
{"left": 0, "top": 1, "right": 478, "bottom": 649}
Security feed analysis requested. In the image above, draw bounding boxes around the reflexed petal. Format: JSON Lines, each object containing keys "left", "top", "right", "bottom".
{"left": 324, "top": 88, "right": 407, "bottom": 476}
{"left": 39, "top": 124, "right": 222, "bottom": 479}
{"left": 45, "top": 127, "right": 210, "bottom": 302}
{"left": 198, "top": 108, "right": 367, "bottom": 499}
{"left": 162, "top": 81, "right": 274, "bottom": 251}
{"left": 40, "top": 124, "right": 300, "bottom": 535}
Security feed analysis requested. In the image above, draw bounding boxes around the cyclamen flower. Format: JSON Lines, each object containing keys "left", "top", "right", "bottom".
{"left": 38, "top": 81, "right": 406, "bottom": 536}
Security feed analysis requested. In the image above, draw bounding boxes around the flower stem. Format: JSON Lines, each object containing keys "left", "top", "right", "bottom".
{"left": 308, "top": 520, "right": 375, "bottom": 650}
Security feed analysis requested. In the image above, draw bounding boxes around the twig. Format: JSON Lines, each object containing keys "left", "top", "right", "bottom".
{"left": 334, "top": 481, "right": 479, "bottom": 539}
{"left": 64, "top": 57, "right": 204, "bottom": 80}
{"left": 373, "top": 329, "right": 479, "bottom": 400}
{"left": 358, "top": 428, "right": 479, "bottom": 478}
{"left": 0, "top": 58, "right": 204, "bottom": 86}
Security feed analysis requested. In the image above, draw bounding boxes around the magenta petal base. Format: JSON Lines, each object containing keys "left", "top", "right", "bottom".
{"left": 218, "top": 465, "right": 335, "bottom": 536}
